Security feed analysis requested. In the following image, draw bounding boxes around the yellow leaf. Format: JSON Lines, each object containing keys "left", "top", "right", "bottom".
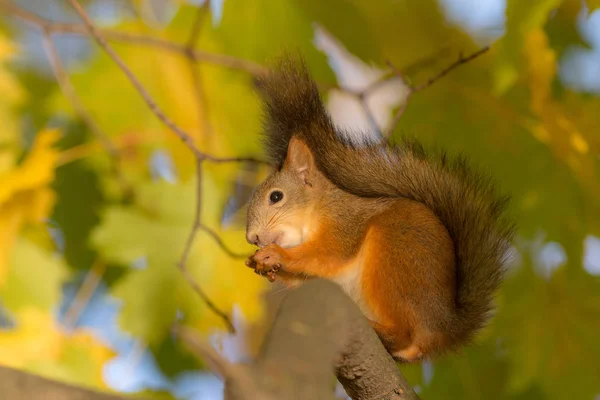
{"left": 0, "top": 308, "right": 114, "bottom": 390}
{"left": 586, "top": 0, "right": 600, "bottom": 12}
{"left": 0, "top": 33, "right": 24, "bottom": 105}
{"left": 0, "top": 129, "right": 61, "bottom": 286}
{"left": 0, "top": 308, "right": 62, "bottom": 367}
{"left": 525, "top": 29, "right": 556, "bottom": 115}
{"left": 0, "top": 129, "right": 61, "bottom": 203}
{"left": 0, "top": 34, "right": 25, "bottom": 174}
{"left": 570, "top": 132, "right": 589, "bottom": 154}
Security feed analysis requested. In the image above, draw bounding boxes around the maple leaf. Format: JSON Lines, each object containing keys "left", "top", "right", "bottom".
{"left": 0, "top": 129, "right": 61, "bottom": 286}
{"left": 0, "top": 307, "right": 115, "bottom": 390}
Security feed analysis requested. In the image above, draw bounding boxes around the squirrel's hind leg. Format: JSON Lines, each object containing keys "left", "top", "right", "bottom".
{"left": 368, "top": 320, "right": 423, "bottom": 363}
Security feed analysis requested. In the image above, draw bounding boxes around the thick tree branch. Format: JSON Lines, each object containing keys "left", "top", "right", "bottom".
{"left": 0, "top": 366, "right": 133, "bottom": 400}
{"left": 177, "top": 279, "right": 420, "bottom": 400}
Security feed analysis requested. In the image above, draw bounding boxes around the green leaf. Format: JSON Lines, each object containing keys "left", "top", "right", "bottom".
{"left": 545, "top": 0, "right": 591, "bottom": 59}
{"left": 493, "top": 0, "right": 564, "bottom": 94}
{"left": 1, "top": 237, "right": 69, "bottom": 312}
{"left": 150, "top": 333, "right": 204, "bottom": 379}
{"left": 52, "top": 158, "right": 105, "bottom": 271}
{"left": 292, "top": 0, "right": 380, "bottom": 63}
{"left": 295, "top": 0, "right": 475, "bottom": 70}
{"left": 91, "top": 176, "right": 265, "bottom": 345}
{"left": 207, "top": 0, "right": 335, "bottom": 84}
{"left": 416, "top": 340, "right": 510, "bottom": 400}
{"left": 496, "top": 265, "right": 600, "bottom": 399}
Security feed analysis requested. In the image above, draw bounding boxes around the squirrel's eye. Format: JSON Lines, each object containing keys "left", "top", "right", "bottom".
{"left": 269, "top": 190, "right": 284, "bottom": 205}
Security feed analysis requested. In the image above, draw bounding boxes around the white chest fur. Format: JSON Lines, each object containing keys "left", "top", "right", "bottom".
{"left": 329, "top": 260, "right": 375, "bottom": 321}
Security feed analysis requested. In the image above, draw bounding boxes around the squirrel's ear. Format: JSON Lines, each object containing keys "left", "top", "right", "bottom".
{"left": 285, "top": 136, "right": 315, "bottom": 185}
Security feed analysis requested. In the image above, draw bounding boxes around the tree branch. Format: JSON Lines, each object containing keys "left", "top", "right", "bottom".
{"left": 40, "top": 30, "right": 133, "bottom": 198}
{"left": 177, "top": 279, "right": 420, "bottom": 400}
{"left": 0, "top": 365, "right": 133, "bottom": 400}
{"left": 61, "top": 259, "right": 106, "bottom": 332}
{"left": 61, "top": 0, "right": 269, "bottom": 333}
{"left": 184, "top": 2, "right": 215, "bottom": 138}
{"left": 385, "top": 46, "right": 490, "bottom": 136}
{"left": 0, "top": 1, "right": 267, "bottom": 76}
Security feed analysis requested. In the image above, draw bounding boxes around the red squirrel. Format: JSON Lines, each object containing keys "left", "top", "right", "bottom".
{"left": 244, "top": 56, "right": 515, "bottom": 363}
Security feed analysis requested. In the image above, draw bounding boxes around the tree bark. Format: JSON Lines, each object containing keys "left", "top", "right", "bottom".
{"left": 0, "top": 279, "right": 419, "bottom": 400}
{"left": 179, "top": 278, "right": 420, "bottom": 400}
{"left": 0, "top": 365, "right": 130, "bottom": 400}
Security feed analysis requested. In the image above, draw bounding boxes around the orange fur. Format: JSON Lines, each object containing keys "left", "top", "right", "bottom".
{"left": 251, "top": 198, "right": 456, "bottom": 362}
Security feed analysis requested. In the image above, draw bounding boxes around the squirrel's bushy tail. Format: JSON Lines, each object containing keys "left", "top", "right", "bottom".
{"left": 257, "top": 56, "right": 516, "bottom": 350}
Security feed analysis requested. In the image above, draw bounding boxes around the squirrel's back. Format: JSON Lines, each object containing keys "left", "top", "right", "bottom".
{"left": 256, "top": 56, "right": 516, "bottom": 352}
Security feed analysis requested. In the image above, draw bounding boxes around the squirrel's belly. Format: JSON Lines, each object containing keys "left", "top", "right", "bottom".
{"left": 329, "top": 260, "right": 375, "bottom": 321}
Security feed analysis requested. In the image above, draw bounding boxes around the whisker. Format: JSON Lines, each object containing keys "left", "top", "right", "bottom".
{"left": 270, "top": 285, "right": 290, "bottom": 296}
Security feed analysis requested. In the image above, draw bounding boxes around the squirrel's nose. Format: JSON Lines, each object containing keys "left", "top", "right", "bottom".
{"left": 246, "top": 232, "right": 259, "bottom": 246}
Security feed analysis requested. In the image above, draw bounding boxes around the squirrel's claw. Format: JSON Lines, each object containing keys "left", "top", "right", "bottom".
{"left": 248, "top": 244, "right": 284, "bottom": 281}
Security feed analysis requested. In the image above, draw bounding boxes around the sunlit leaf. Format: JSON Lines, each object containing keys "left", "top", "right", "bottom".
{"left": 0, "top": 129, "right": 61, "bottom": 286}
{"left": 0, "top": 307, "right": 114, "bottom": 391}
{"left": 586, "top": 0, "right": 600, "bottom": 12}
{"left": 91, "top": 176, "right": 266, "bottom": 345}
{"left": 1, "top": 237, "right": 68, "bottom": 313}
{"left": 0, "top": 33, "right": 25, "bottom": 174}
{"left": 493, "top": 0, "right": 563, "bottom": 94}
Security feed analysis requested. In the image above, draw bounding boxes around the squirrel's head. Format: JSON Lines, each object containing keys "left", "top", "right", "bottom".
{"left": 246, "top": 137, "right": 325, "bottom": 248}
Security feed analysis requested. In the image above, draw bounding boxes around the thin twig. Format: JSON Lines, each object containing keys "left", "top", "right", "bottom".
{"left": 386, "top": 46, "right": 490, "bottom": 136}
{"left": 358, "top": 93, "right": 384, "bottom": 139}
{"left": 385, "top": 60, "right": 414, "bottom": 136}
{"left": 178, "top": 157, "right": 204, "bottom": 289}
{"left": 1, "top": 2, "right": 267, "bottom": 76}
{"left": 66, "top": 0, "right": 237, "bottom": 333}
{"left": 66, "top": 0, "right": 205, "bottom": 158}
{"left": 185, "top": 2, "right": 214, "bottom": 138}
{"left": 41, "top": 32, "right": 115, "bottom": 155}
{"left": 179, "top": 159, "right": 237, "bottom": 333}
{"left": 204, "top": 155, "right": 270, "bottom": 165}
{"left": 62, "top": 259, "right": 106, "bottom": 332}
{"left": 199, "top": 225, "right": 248, "bottom": 259}
{"left": 413, "top": 46, "right": 490, "bottom": 92}
{"left": 41, "top": 31, "right": 132, "bottom": 197}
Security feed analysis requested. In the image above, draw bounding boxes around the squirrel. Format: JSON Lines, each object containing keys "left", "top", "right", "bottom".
{"left": 244, "top": 56, "right": 515, "bottom": 363}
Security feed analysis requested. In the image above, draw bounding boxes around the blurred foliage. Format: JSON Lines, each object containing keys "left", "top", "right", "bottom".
{"left": 1, "top": 0, "right": 599, "bottom": 399}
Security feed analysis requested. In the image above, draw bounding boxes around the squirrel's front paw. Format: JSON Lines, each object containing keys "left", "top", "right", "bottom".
{"left": 246, "top": 245, "right": 285, "bottom": 282}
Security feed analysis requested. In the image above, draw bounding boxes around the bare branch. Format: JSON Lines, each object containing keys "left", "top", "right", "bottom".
{"left": 62, "top": 259, "right": 106, "bottom": 332}
{"left": 185, "top": 2, "right": 214, "bottom": 138}
{"left": 1, "top": 2, "right": 267, "bottom": 76}
{"left": 177, "top": 158, "right": 237, "bottom": 333}
{"left": 357, "top": 92, "right": 384, "bottom": 139}
{"left": 66, "top": 0, "right": 203, "bottom": 158}
{"left": 41, "top": 31, "right": 132, "bottom": 197}
{"left": 186, "top": 2, "right": 209, "bottom": 49}
{"left": 41, "top": 33, "right": 115, "bottom": 156}
{"left": 413, "top": 46, "right": 490, "bottom": 91}
{"left": 384, "top": 60, "right": 414, "bottom": 136}
{"left": 199, "top": 225, "right": 248, "bottom": 259}
{"left": 386, "top": 46, "right": 490, "bottom": 136}
{"left": 204, "top": 154, "right": 271, "bottom": 165}
{"left": 64, "top": 0, "right": 241, "bottom": 333}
